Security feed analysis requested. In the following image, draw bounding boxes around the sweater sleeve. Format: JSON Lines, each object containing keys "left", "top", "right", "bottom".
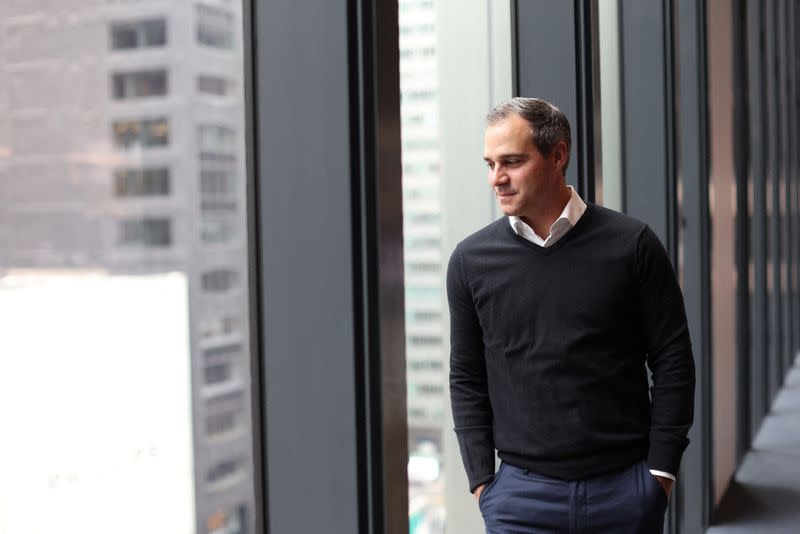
{"left": 446, "top": 244, "right": 495, "bottom": 493}
{"left": 635, "top": 225, "right": 696, "bottom": 477}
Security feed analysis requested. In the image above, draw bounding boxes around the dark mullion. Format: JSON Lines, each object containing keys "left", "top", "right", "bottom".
{"left": 747, "top": 0, "right": 769, "bottom": 438}
{"left": 732, "top": 0, "right": 752, "bottom": 463}
{"left": 242, "top": 0, "right": 267, "bottom": 532}
{"left": 766, "top": 0, "right": 782, "bottom": 401}
{"left": 675, "top": 0, "right": 713, "bottom": 531}
{"left": 575, "top": 0, "right": 596, "bottom": 203}
{"left": 779, "top": 0, "right": 792, "bottom": 382}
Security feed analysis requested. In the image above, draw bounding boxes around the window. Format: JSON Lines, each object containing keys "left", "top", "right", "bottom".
{"left": 206, "top": 411, "right": 237, "bottom": 437}
{"left": 203, "top": 343, "right": 241, "bottom": 386}
{"left": 205, "top": 362, "right": 233, "bottom": 385}
{"left": 405, "top": 237, "right": 440, "bottom": 249}
{"left": 114, "top": 167, "right": 170, "bottom": 197}
{"left": 110, "top": 19, "right": 166, "bottom": 50}
{"left": 204, "top": 343, "right": 242, "bottom": 360}
{"left": 204, "top": 393, "right": 244, "bottom": 440}
{"left": 112, "top": 70, "right": 168, "bottom": 100}
{"left": 198, "top": 127, "right": 236, "bottom": 161}
{"left": 201, "top": 169, "right": 236, "bottom": 195}
{"left": 2, "top": 2, "right": 255, "bottom": 530}
{"left": 201, "top": 200, "right": 237, "bottom": 212}
{"left": 407, "top": 263, "right": 440, "bottom": 275}
{"left": 206, "top": 506, "right": 247, "bottom": 534}
{"left": 408, "top": 335, "right": 441, "bottom": 347}
{"left": 199, "top": 315, "right": 242, "bottom": 339}
{"left": 202, "top": 269, "right": 237, "bottom": 292}
{"left": 410, "top": 309, "right": 441, "bottom": 321}
{"left": 417, "top": 383, "right": 444, "bottom": 395}
{"left": 202, "top": 217, "right": 236, "bottom": 244}
{"left": 198, "top": 125, "right": 236, "bottom": 161}
{"left": 197, "top": 5, "right": 234, "bottom": 50}
{"left": 409, "top": 360, "right": 443, "bottom": 371}
{"left": 118, "top": 218, "right": 172, "bottom": 247}
{"left": 112, "top": 118, "right": 169, "bottom": 149}
{"left": 402, "top": 139, "right": 438, "bottom": 150}
{"left": 197, "top": 75, "right": 234, "bottom": 96}
{"left": 406, "top": 212, "right": 440, "bottom": 225}
{"left": 206, "top": 459, "right": 244, "bottom": 487}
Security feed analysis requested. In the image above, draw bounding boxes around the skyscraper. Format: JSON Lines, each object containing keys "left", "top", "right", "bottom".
{"left": 0, "top": 2, "right": 253, "bottom": 532}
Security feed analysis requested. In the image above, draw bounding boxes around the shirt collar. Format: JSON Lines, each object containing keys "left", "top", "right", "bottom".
{"left": 509, "top": 185, "right": 587, "bottom": 236}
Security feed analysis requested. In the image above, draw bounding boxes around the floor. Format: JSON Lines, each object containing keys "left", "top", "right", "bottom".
{"left": 706, "top": 355, "right": 800, "bottom": 533}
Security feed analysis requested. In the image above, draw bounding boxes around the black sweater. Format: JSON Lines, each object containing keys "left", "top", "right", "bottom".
{"left": 446, "top": 202, "right": 695, "bottom": 493}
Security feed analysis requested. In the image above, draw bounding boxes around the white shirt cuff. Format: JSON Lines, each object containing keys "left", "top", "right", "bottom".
{"left": 649, "top": 469, "right": 676, "bottom": 481}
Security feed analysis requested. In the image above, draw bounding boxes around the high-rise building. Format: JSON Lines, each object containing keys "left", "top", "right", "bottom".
{"left": 399, "top": 0, "right": 446, "bottom": 450}
{"left": 0, "top": 2, "right": 253, "bottom": 532}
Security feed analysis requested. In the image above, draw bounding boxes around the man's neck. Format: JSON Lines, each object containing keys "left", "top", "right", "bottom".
{"left": 518, "top": 184, "right": 573, "bottom": 239}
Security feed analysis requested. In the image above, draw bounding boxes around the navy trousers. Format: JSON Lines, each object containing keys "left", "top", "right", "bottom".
{"left": 478, "top": 459, "right": 668, "bottom": 534}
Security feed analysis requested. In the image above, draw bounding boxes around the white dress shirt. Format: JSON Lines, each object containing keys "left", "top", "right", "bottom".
{"left": 507, "top": 185, "right": 676, "bottom": 482}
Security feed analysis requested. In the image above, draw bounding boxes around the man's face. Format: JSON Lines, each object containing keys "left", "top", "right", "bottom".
{"left": 483, "top": 113, "right": 564, "bottom": 217}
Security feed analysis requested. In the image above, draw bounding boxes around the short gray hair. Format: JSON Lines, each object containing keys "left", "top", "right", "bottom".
{"left": 486, "top": 97, "right": 572, "bottom": 174}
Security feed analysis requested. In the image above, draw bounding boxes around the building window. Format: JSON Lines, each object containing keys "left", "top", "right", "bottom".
{"left": 204, "top": 343, "right": 243, "bottom": 360}
{"left": 206, "top": 506, "right": 247, "bottom": 534}
{"left": 113, "top": 118, "right": 169, "bottom": 149}
{"left": 110, "top": 19, "right": 166, "bottom": 50}
{"left": 405, "top": 237, "right": 440, "bottom": 249}
{"left": 204, "top": 343, "right": 241, "bottom": 386}
{"left": 118, "top": 217, "right": 172, "bottom": 247}
{"left": 410, "top": 309, "right": 441, "bottom": 321}
{"left": 406, "top": 212, "right": 440, "bottom": 225}
{"left": 417, "top": 383, "right": 444, "bottom": 395}
{"left": 197, "top": 75, "right": 233, "bottom": 96}
{"left": 198, "top": 125, "right": 236, "bottom": 161}
{"left": 201, "top": 217, "right": 236, "bottom": 244}
{"left": 112, "top": 70, "right": 168, "bottom": 100}
{"left": 201, "top": 200, "right": 237, "bottom": 212}
{"left": 114, "top": 167, "right": 170, "bottom": 197}
{"left": 205, "top": 411, "right": 237, "bottom": 437}
{"left": 204, "top": 392, "right": 245, "bottom": 438}
{"left": 201, "top": 169, "right": 236, "bottom": 195}
{"left": 202, "top": 269, "right": 237, "bottom": 292}
{"left": 197, "top": 5, "right": 234, "bottom": 50}
{"left": 199, "top": 315, "right": 241, "bottom": 339}
{"left": 206, "top": 459, "right": 243, "bottom": 487}
{"left": 408, "top": 335, "right": 441, "bottom": 347}
{"left": 409, "top": 360, "right": 444, "bottom": 371}
{"left": 205, "top": 362, "right": 233, "bottom": 385}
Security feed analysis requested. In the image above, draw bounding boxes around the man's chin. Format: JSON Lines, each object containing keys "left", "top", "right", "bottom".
{"left": 498, "top": 204, "right": 520, "bottom": 216}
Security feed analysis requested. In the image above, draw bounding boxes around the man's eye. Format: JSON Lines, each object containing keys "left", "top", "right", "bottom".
{"left": 485, "top": 162, "right": 494, "bottom": 169}
{"left": 505, "top": 160, "right": 519, "bottom": 166}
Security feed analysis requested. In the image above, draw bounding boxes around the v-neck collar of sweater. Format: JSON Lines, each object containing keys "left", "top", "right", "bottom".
{"left": 504, "top": 201, "right": 595, "bottom": 255}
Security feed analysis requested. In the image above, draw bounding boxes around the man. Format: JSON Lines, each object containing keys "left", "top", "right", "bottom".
{"left": 446, "top": 97, "right": 695, "bottom": 533}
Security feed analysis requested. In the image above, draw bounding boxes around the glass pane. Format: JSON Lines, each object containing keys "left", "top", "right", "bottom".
{"left": 0, "top": 2, "right": 254, "bottom": 534}
{"left": 400, "top": 0, "right": 512, "bottom": 532}
{"left": 706, "top": 0, "right": 738, "bottom": 506}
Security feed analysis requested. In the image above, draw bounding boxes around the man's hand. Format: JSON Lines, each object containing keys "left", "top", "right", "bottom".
{"left": 475, "top": 483, "right": 487, "bottom": 502}
{"left": 653, "top": 475, "right": 673, "bottom": 500}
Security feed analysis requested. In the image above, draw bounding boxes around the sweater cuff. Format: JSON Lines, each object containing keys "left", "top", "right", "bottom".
{"left": 647, "top": 432, "right": 689, "bottom": 476}
{"left": 454, "top": 426, "right": 495, "bottom": 493}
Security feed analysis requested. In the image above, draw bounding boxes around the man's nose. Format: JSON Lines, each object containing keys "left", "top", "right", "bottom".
{"left": 490, "top": 166, "right": 508, "bottom": 186}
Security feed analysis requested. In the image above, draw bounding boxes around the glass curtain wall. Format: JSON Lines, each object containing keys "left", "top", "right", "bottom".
{"left": 399, "top": 1, "right": 511, "bottom": 532}
{"left": 0, "top": 2, "right": 255, "bottom": 533}
{"left": 706, "top": 0, "right": 739, "bottom": 506}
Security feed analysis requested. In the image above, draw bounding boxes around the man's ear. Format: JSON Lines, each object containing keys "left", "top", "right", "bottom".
{"left": 552, "top": 139, "right": 569, "bottom": 175}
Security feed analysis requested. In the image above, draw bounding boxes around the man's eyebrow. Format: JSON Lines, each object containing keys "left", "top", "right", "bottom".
{"left": 483, "top": 153, "right": 529, "bottom": 161}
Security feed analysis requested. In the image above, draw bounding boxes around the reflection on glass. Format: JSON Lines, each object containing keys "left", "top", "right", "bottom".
{"left": 0, "top": 2, "right": 253, "bottom": 533}
{"left": 399, "top": 0, "right": 446, "bottom": 532}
